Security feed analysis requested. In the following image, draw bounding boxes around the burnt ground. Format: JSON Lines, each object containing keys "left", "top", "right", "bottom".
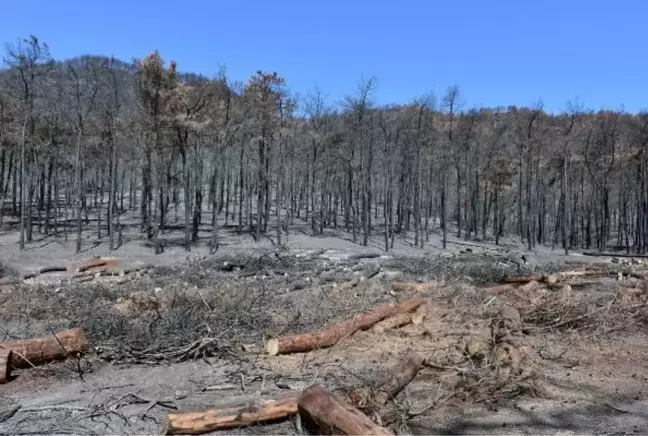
{"left": 1, "top": 213, "right": 648, "bottom": 435}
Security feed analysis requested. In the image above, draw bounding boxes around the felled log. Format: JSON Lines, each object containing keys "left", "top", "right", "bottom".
{"left": 346, "top": 354, "right": 424, "bottom": 410}
{"left": 372, "top": 304, "right": 427, "bottom": 334}
{"left": 390, "top": 282, "right": 439, "bottom": 293}
{"left": 0, "top": 350, "right": 13, "bottom": 384}
{"left": 298, "top": 385, "right": 394, "bottom": 435}
{"left": 0, "top": 328, "right": 88, "bottom": 368}
{"left": 76, "top": 257, "right": 118, "bottom": 273}
{"left": 266, "top": 298, "right": 425, "bottom": 356}
{"left": 163, "top": 391, "right": 299, "bottom": 435}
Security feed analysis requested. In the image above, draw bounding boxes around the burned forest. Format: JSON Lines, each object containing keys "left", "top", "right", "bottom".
{"left": 0, "top": 36, "right": 646, "bottom": 256}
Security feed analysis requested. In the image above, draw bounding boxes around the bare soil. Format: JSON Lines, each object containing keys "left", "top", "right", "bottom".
{"left": 1, "top": 213, "right": 647, "bottom": 435}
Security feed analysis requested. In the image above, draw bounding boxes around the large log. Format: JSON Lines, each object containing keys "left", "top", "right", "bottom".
{"left": 163, "top": 391, "right": 299, "bottom": 435}
{"left": 266, "top": 298, "right": 425, "bottom": 356}
{"left": 0, "top": 328, "right": 88, "bottom": 368}
{"left": 0, "top": 350, "right": 13, "bottom": 384}
{"left": 76, "top": 257, "right": 119, "bottom": 273}
{"left": 346, "top": 353, "right": 424, "bottom": 410}
{"left": 299, "top": 385, "right": 394, "bottom": 435}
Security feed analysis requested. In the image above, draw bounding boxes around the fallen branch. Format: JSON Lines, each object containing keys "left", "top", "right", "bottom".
{"left": 298, "top": 385, "right": 394, "bottom": 435}
{"left": 163, "top": 391, "right": 299, "bottom": 435}
{"left": 266, "top": 298, "right": 425, "bottom": 356}
{"left": 0, "top": 328, "right": 88, "bottom": 368}
{"left": 0, "top": 350, "right": 13, "bottom": 383}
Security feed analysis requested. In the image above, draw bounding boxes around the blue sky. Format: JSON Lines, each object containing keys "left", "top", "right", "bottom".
{"left": 2, "top": 0, "right": 646, "bottom": 112}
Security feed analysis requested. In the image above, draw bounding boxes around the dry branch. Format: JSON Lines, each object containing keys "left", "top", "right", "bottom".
{"left": 0, "top": 328, "right": 88, "bottom": 368}
{"left": 0, "top": 350, "right": 13, "bottom": 384}
{"left": 266, "top": 298, "right": 425, "bottom": 355}
{"left": 163, "top": 391, "right": 299, "bottom": 435}
{"left": 299, "top": 385, "right": 394, "bottom": 435}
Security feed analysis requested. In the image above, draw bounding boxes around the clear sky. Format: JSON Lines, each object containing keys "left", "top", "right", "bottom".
{"left": 2, "top": 0, "right": 646, "bottom": 113}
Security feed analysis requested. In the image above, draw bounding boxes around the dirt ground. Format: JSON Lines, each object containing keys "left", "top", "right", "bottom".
{"left": 1, "top": 213, "right": 648, "bottom": 435}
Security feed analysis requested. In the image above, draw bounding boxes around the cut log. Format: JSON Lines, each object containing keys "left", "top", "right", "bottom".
{"left": 266, "top": 298, "right": 425, "bottom": 356}
{"left": 0, "top": 350, "right": 13, "bottom": 384}
{"left": 390, "top": 282, "right": 439, "bottom": 293}
{"left": 163, "top": 391, "right": 299, "bottom": 435}
{"left": 76, "top": 257, "right": 118, "bottom": 273}
{"left": 0, "top": 328, "right": 88, "bottom": 368}
{"left": 299, "top": 385, "right": 393, "bottom": 435}
{"left": 372, "top": 304, "right": 427, "bottom": 334}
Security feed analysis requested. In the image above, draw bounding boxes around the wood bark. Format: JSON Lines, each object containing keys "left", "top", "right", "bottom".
{"left": 266, "top": 298, "right": 425, "bottom": 355}
{"left": 0, "top": 350, "right": 13, "bottom": 384}
{"left": 298, "top": 385, "right": 394, "bottom": 436}
{"left": 0, "top": 328, "right": 88, "bottom": 368}
{"left": 163, "top": 391, "right": 299, "bottom": 435}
